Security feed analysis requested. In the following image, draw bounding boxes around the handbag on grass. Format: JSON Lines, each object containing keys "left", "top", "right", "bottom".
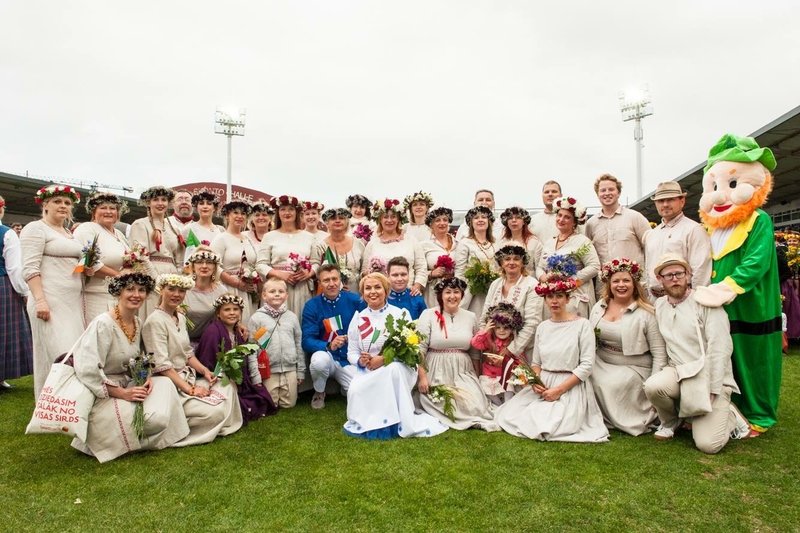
{"left": 26, "top": 353, "right": 95, "bottom": 441}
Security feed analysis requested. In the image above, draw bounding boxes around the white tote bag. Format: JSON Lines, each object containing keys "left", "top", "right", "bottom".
{"left": 26, "top": 354, "right": 95, "bottom": 441}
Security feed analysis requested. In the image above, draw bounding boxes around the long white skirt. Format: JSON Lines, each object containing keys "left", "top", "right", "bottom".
{"left": 495, "top": 370, "right": 609, "bottom": 443}
{"left": 344, "top": 362, "right": 448, "bottom": 439}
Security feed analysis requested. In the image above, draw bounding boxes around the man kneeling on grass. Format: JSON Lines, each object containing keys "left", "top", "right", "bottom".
{"left": 644, "top": 254, "right": 750, "bottom": 454}
{"left": 301, "top": 264, "right": 364, "bottom": 409}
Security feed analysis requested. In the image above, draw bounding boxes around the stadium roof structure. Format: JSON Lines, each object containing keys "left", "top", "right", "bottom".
{"left": 630, "top": 105, "right": 800, "bottom": 223}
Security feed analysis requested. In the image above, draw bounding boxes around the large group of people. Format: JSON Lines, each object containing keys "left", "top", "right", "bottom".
{"left": 0, "top": 134, "right": 786, "bottom": 461}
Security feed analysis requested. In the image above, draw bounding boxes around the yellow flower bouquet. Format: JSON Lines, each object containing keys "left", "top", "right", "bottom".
{"left": 381, "top": 314, "right": 426, "bottom": 368}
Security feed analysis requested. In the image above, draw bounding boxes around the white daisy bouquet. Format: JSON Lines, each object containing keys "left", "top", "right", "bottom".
{"left": 381, "top": 314, "right": 426, "bottom": 368}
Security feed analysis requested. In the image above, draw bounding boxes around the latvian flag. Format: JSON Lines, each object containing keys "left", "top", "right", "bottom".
{"left": 359, "top": 316, "right": 373, "bottom": 339}
{"left": 253, "top": 326, "right": 271, "bottom": 349}
{"left": 323, "top": 315, "right": 343, "bottom": 342}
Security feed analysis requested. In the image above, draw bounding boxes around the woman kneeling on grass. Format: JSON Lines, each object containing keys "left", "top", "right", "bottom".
{"left": 494, "top": 274, "right": 609, "bottom": 443}
{"left": 143, "top": 273, "right": 243, "bottom": 447}
{"left": 343, "top": 272, "right": 447, "bottom": 439}
{"left": 72, "top": 272, "right": 189, "bottom": 462}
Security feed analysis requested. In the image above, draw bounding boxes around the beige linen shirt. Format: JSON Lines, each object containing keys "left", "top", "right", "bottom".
{"left": 585, "top": 205, "right": 650, "bottom": 266}
{"left": 644, "top": 212, "right": 712, "bottom": 292}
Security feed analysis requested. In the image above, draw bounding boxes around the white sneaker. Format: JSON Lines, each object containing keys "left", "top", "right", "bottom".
{"left": 311, "top": 391, "right": 326, "bottom": 410}
{"left": 730, "top": 404, "right": 751, "bottom": 440}
{"left": 654, "top": 425, "right": 676, "bottom": 441}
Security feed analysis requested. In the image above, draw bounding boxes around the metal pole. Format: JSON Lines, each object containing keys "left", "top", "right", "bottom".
{"left": 226, "top": 134, "right": 233, "bottom": 203}
{"left": 634, "top": 114, "right": 643, "bottom": 201}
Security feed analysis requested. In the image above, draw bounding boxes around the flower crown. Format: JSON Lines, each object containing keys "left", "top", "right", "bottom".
{"left": 345, "top": 194, "right": 371, "bottom": 208}
{"left": 494, "top": 245, "right": 529, "bottom": 266}
{"left": 434, "top": 277, "right": 467, "bottom": 293}
{"left": 155, "top": 273, "right": 195, "bottom": 292}
{"left": 107, "top": 272, "right": 155, "bottom": 296}
{"left": 425, "top": 207, "right": 453, "bottom": 226}
{"left": 535, "top": 274, "right": 578, "bottom": 296}
{"left": 250, "top": 201, "right": 274, "bottom": 215}
{"left": 321, "top": 207, "right": 352, "bottom": 222}
{"left": 35, "top": 185, "right": 81, "bottom": 205}
{"left": 553, "top": 196, "right": 587, "bottom": 225}
{"left": 186, "top": 248, "right": 221, "bottom": 265}
{"left": 500, "top": 206, "right": 531, "bottom": 227}
{"left": 600, "top": 257, "right": 643, "bottom": 283}
{"left": 486, "top": 302, "right": 524, "bottom": 332}
{"left": 191, "top": 189, "right": 221, "bottom": 207}
{"left": 372, "top": 198, "right": 408, "bottom": 224}
{"left": 139, "top": 186, "right": 175, "bottom": 205}
{"left": 220, "top": 200, "right": 253, "bottom": 216}
{"left": 85, "top": 192, "right": 126, "bottom": 215}
{"left": 303, "top": 201, "right": 325, "bottom": 212}
{"left": 465, "top": 205, "right": 495, "bottom": 225}
{"left": 269, "top": 195, "right": 301, "bottom": 209}
{"left": 214, "top": 293, "right": 245, "bottom": 310}
{"left": 403, "top": 191, "right": 434, "bottom": 211}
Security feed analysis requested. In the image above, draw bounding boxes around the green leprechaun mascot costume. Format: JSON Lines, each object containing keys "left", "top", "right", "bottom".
{"left": 694, "top": 133, "right": 782, "bottom": 435}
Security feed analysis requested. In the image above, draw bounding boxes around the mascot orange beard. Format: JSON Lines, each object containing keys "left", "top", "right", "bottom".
{"left": 699, "top": 161, "right": 772, "bottom": 231}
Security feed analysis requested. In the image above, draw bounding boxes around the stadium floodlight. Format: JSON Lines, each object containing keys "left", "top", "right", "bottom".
{"left": 214, "top": 107, "right": 246, "bottom": 203}
{"left": 619, "top": 87, "right": 653, "bottom": 202}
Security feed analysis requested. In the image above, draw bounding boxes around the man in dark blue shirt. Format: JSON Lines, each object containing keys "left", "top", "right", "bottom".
{"left": 387, "top": 256, "right": 426, "bottom": 319}
{"left": 301, "top": 264, "right": 364, "bottom": 409}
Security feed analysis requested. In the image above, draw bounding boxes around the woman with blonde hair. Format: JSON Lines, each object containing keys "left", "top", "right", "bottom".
{"left": 589, "top": 258, "right": 666, "bottom": 436}
{"left": 20, "top": 185, "right": 85, "bottom": 396}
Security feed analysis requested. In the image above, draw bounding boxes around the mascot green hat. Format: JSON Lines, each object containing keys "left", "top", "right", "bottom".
{"left": 703, "top": 133, "right": 776, "bottom": 174}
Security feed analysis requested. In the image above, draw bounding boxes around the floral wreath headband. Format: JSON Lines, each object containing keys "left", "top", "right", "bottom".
{"left": 250, "top": 201, "right": 274, "bottom": 215}
{"left": 485, "top": 302, "right": 524, "bottom": 332}
{"left": 192, "top": 189, "right": 221, "bottom": 207}
{"left": 465, "top": 205, "right": 495, "bottom": 226}
{"left": 35, "top": 185, "right": 81, "bottom": 205}
{"left": 500, "top": 206, "right": 531, "bottom": 227}
{"left": 494, "top": 245, "right": 529, "bottom": 266}
{"left": 321, "top": 207, "right": 352, "bottom": 222}
{"left": 434, "top": 277, "right": 467, "bottom": 294}
{"left": 155, "top": 273, "right": 196, "bottom": 292}
{"left": 139, "top": 186, "right": 175, "bottom": 206}
{"left": 303, "top": 201, "right": 325, "bottom": 212}
{"left": 107, "top": 272, "right": 155, "bottom": 296}
{"left": 553, "top": 196, "right": 587, "bottom": 225}
{"left": 403, "top": 191, "right": 434, "bottom": 211}
{"left": 270, "top": 195, "right": 301, "bottom": 210}
{"left": 214, "top": 293, "right": 245, "bottom": 310}
{"left": 425, "top": 207, "right": 453, "bottom": 226}
{"left": 186, "top": 249, "right": 221, "bottom": 265}
{"left": 600, "top": 257, "right": 643, "bottom": 283}
{"left": 85, "top": 192, "right": 128, "bottom": 215}
{"left": 535, "top": 274, "right": 578, "bottom": 296}
{"left": 372, "top": 198, "right": 409, "bottom": 224}
{"left": 346, "top": 194, "right": 371, "bottom": 208}
{"left": 220, "top": 200, "right": 253, "bottom": 216}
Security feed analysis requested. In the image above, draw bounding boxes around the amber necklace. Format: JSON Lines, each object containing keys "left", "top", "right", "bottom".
{"left": 114, "top": 306, "right": 137, "bottom": 343}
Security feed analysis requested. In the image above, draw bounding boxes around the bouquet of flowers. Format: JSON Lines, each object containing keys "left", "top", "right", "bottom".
{"left": 353, "top": 223, "right": 373, "bottom": 243}
{"left": 368, "top": 256, "right": 387, "bottom": 275}
{"left": 381, "top": 314, "right": 426, "bottom": 368}
{"left": 122, "top": 242, "right": 150, "bottom": 271}
{"left": 434, "top": 255, "right": 455, "bottom": 277}
{"left": 463, "top": 257, "right": 498, "bottom": 295}
{"left": 545, "top": 243, "right": 591, "bottom": 277}
{"left": 124, "top": 352, "right": 156, "bottom": 440}
{"left": 74, "top": 235, "right": 101, "bottom": 274}
{"left": 506, "top": 358, "right": 545, "bottom": 389}
{"left": 288, "top": 252, "right": 312, "bottom": 272}
{"left": 214, "top": 341, "right": 260, "bottom": 386}
{"left": 323, "top": 246, "right": 355, "bottom": 285}
{"left": 427, "top": 384, "right": 458, "bottom": 422}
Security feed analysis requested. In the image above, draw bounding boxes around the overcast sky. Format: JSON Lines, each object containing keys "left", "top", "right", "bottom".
{"left": 2, "top": 1, "right": 799, "bottom": 212}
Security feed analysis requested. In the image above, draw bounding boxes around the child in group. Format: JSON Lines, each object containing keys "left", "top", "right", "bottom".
{"left": 386, "top": 256, "right": 427, "bottom": 319}
{"left": 470, "top": 303, "right": 524, "bottom": 406}
{"left": 247, "top": 278, "right": 305, "bottom": 408}
{"left": 195, "top": 293, "right": 277, "bottom": 422}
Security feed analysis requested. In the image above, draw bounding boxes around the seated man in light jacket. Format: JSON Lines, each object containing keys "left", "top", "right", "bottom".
{"left": 644, "top": 253, "right": 749, "bottom": 454}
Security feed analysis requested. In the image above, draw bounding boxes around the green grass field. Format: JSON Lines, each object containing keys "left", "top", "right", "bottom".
{"left": 2, "top": 354, "right": 798, "bottom": 532}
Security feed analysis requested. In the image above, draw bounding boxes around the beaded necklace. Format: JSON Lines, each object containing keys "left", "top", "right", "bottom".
{"left": 114, "top": 306, "right": 138, "bottom": 343}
